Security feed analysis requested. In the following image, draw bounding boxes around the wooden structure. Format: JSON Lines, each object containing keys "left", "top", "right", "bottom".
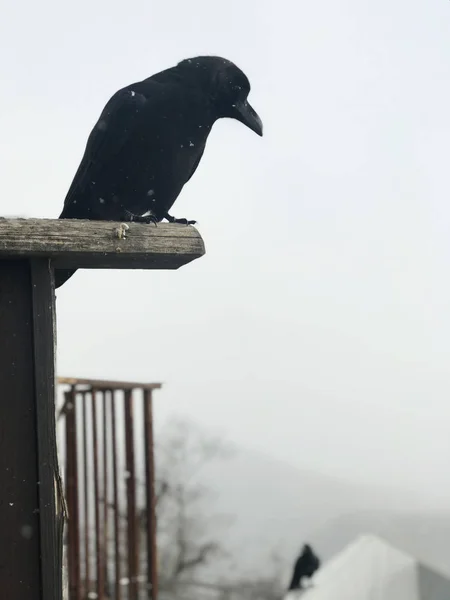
{"left": 58, "top": 378, "right": 162, "bottom": 600}
{"left": 0, "top": 218, "right": 205, "bottom": 600}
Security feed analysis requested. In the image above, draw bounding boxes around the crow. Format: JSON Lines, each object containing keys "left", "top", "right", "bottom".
{"left": 55, "top": 55, "right": 263, "bottom": 288}
{"left": 288, "top": 544, "right": 321, "bottom": 591}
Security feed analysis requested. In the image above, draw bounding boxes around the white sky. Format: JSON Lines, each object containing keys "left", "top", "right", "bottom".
{"left": 2, "top": 0, "right": 450, "bottom": 502}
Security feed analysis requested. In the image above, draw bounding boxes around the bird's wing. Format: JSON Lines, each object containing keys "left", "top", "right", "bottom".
{"left": 61, "top": 87, "right": 148, "bottom": 211}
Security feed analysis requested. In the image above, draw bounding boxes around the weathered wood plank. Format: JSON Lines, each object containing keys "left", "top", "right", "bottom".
{"left": 0, "top": 218, "right": 205, "bottom": 269}
{"left": 30, "top": 259, "right": 64, "bottom": 600}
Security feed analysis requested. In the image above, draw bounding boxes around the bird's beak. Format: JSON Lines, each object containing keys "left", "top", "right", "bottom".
{"left": 233, "top": 100, "right": 263, "bottom": 136}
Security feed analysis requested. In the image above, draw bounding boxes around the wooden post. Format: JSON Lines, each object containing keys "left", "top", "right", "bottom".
{"left": 0, "top": 258, "right": 62, "bottom": 600}
{"left": 0, "top": 218, "right": 205, "bottom": 600}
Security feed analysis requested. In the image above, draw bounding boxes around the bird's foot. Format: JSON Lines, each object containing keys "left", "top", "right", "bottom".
{"left": 138, "top": 214, "right": 158, "bottom": 226}
{"left": 165, "top": 213, "right": 197, "bottom": 225}
{"left": 123, "top": 210, "right": 158, "bottom": 226}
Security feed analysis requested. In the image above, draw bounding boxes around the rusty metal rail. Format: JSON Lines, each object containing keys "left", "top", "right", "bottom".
{"left": 58, "top": 378, "right": 162, "bottom": 600}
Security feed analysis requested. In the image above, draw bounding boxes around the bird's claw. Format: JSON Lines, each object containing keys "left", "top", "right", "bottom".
{"left": 123, "top": 211, "right": 158, "bottom": 226}
{"left": 165, "top": 214, "right": 197, "bottom": 225}
{"left": 173, "top": 218, "right": 197, "bottom": 225}
{"left": 141, "top": 214, "right": 158, "bottom": 226}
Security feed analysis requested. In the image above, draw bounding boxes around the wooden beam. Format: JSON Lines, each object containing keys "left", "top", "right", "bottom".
{"left": 0, "top": 218, "right": 205, "bottom": 270}
{"left": 0, "top": 260, "right": 41, "bottom": 598}
{"left": 0, "top": 259, "right": 63, "bottom": 600}
{"left": 30, "top": 259, "right": 64, "bottom": 600}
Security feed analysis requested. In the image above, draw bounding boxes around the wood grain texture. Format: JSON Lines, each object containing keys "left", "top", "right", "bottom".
{"left": 30, "top": 259, "right": 64, "bottom": 600}
{"left": 0, "top": 259, "right": 65, "bottom": 599}
{"left": 0, "top": 218, "right": 205, "bottom": 269}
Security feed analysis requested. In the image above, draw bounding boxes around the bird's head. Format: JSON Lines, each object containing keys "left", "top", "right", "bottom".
{"left": 176, "top": 56, "right": 263, "bottom": 137}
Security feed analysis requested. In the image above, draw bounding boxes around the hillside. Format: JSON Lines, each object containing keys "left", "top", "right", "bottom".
{"left": 198, "top": 447, "right": 434, "bottom": 578}
{"left": 312, "top": 510, "right": 450, "bottom": 577}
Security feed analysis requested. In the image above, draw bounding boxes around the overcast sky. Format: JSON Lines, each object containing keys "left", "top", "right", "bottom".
{"left": 2, "top": 0, "right": 450, "bottom": 503}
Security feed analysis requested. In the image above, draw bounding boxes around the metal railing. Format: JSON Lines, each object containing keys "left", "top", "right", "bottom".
{"left": 58, "top": 378, "right": 162, "bottom": 600}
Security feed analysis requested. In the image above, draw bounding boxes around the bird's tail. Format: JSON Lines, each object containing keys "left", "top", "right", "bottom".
{"left": 55, "top": 268, "right": 77, "bottom": 288}
{"left": 55, "top": 204, "right": 79, "bottom": 288}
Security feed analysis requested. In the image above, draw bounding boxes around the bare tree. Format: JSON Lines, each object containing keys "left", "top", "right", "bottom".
{"left": 138, "top": 418, "right": 233, "bottom": 593}
{"left": 137, "top": 418, "right": 286, "bottom": 600}
{"left": 228, "top": 550, "right": 286, "bottom": 600}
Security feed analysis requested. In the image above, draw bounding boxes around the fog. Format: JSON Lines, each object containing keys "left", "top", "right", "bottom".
{"left": 2, "top": 0, "right": 450, "bottom": 507}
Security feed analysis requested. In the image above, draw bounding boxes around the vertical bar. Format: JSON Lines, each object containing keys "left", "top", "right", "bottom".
{"left": 30, "top": 258, "right": 67, "bottom": 600}
{"left": 110, "top": 390, "right": 121, "bottom": 600}
{"left": 91, "top": 389, "right": 104, "bottom": 599}
{"left": 0, "top": 259, "right": 61, "bottom": 599}
{"left": 0, "top": 260, "right": 41, "bottom": 599}
{"left": 81, "top": 392, "right": 91, "bottom": 596}
{"left": 31, "top": 259, "right": 65, "bottom": 600}
{"left": 102, "top": 391, "right": 110, "bottom": 597}
{"left": 65, "top": 388, "right": 81, "bottom": 600}
{"left": 124, "top": 389, "right": 138, "bottom": 600}
{"left": 65, "top": 392, "right": 74, "bottom": 596}
{"left": 144, "top": 390, "right": 158, "bottom": 600}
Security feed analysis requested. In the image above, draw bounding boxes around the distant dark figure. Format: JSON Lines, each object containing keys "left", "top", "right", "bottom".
{"left": 55, "top": 55, "right": 263, "bottom": 288}
{"left": 288, "top": 544, "right": 320, "bottom": 590}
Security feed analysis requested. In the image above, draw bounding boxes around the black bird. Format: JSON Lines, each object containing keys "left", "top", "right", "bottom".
{"left": 288, "top": 544, "right": 321, "bottom": 591}
{"left": 55, "top": 55, "right": 263, "bottom": 288}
